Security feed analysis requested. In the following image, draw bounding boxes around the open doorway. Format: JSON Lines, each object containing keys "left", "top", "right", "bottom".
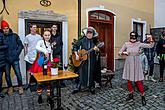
{"left": 25, "top": 19, "right": 63, "bottom": 64}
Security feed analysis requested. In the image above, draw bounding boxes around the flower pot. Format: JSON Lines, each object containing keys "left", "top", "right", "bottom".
{"left": 51, "top": 68, "right": 58, "bottom": 76}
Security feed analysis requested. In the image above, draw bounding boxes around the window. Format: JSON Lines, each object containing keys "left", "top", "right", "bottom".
{"left": 89, "top": 11, "right": 111, "bottom": 21}
{"left": 133, "top": 22, "right": 143, "bottom": 42}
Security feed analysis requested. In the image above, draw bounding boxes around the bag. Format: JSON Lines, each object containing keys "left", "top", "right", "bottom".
{"left": 38, "top": 53, "right": 45, "bottom": 66}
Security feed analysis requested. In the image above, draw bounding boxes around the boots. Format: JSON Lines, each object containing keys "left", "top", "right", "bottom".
{"left": 18, "top": 86, "right": 24, "bottom": 95}
{"left": 8, "top": 87, "right": 13, "bottom": 96}
{"left": 38, "top": 95, "right": 43, "bottom": 104}
{"left": 37, "top": 87, "right": 43, "bottom": 104}
{"left": 126, "top": 93, "right": 133, "bottom": 101}
{"left": 159, "top": 77, "right": 163, "bottom": 82}
{"left": 72, "top": 84, "right": 81, "bottom": 94}
{"left": 141, "top": 96, "right": 146, "bottom": 106}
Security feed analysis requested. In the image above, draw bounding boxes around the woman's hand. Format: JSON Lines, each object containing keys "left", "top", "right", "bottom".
{"left": 122, "top": 51, "right": 129, "bottom": 56}
{"left": 45, "top": 52, "right": 49, "bottom": 58}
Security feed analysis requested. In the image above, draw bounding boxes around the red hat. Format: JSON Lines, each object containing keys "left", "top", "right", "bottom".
{"left": 1, "top": 20, "right": 9, "bottom": 29}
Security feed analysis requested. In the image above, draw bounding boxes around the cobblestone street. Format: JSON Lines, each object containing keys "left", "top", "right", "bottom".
{"left": 0, "top": 66, "right": 165, "bottom": 110}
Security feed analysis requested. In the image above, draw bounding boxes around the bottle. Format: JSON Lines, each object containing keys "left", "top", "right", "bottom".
{"left": 43, "top": 58, "right": 48, "bottom": 75}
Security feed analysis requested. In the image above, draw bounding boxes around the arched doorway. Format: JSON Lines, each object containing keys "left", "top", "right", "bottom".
{"left": 88, "top": 10, "right": 115, "bottom": 71}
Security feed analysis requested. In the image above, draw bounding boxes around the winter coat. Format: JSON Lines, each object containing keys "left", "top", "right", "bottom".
{"left": 0, "top": 32, "right": 8, "bottom": 67}
{"left": 156, "top": 38, "right": 165, "bottom": 61}
{"left": 1, "top": 29, "right": 23, "bottom": 63}
{"left": 50, "top": 33, "right": 63, "bottom": 57}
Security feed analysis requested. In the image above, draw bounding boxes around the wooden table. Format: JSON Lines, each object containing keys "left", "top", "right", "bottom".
{"left": 33, "top": 70, "right": 78, "bottom": 110}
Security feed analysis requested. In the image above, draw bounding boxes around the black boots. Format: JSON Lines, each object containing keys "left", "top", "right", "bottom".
{"left": 38, "top": 95, "right": 43, "bottom": 104}
{"left": 141, "top": 96, "right": 146, "bottom": 106}
{"left": 126, "top": 93, "right": 133, "bottom": 101}
{"left": 126, "top": 93, "right": 146, "bottom": 106}
{"left": 90, "top": 88, "right": 95, "bottom": 94}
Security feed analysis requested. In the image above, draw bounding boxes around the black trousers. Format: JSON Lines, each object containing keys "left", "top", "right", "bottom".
{"left": 159, "top": 60, "right": 165, "bottom": 78}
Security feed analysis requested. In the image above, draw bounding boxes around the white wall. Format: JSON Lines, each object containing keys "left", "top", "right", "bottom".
{"left": 154, "top": 0, "right": 165, "bottom": 27}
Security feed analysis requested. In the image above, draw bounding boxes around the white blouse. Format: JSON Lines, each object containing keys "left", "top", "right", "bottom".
{"left": 36, "top": 40, "right": 53, "bottom": 60}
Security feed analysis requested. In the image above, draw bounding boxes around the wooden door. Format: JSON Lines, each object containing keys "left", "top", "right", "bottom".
{"left": 88, "top": 10, "right": 114, "bottom": 71}
{"left": 90, "top": 22, "right": 114, "bottom": 70}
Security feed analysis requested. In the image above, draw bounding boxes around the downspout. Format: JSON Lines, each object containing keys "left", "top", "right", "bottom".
{"left": 78, "top": 0, "right": 81, "bottom": 38}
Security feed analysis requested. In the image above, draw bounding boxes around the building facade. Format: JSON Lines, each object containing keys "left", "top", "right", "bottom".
{"left": 0, "top": 0, "right": 154, "bottom": 85}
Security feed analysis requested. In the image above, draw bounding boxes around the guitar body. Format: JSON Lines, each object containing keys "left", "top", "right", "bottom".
{"left": 72, "top": 42, "right": 104, "bottom": 67}
{"left": 72, "top": 49, "right": 88, "bottom": 67}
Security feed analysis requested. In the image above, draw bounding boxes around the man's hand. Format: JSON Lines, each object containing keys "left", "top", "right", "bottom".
{"left": 74, "top": 52, "right": 79, "bottom": 60}
{"left": 75, "top": 54, "right": 79, "bottom": 60}
{"left": 93, "top": 46, "right": 99, "bottom": 51}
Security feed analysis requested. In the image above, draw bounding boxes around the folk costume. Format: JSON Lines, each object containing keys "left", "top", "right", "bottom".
{"left": 29, "top": 40, "right": 52, "bottom": 73}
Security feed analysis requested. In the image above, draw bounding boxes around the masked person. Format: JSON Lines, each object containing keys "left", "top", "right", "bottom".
{"left": 118, "top": 31, "right": 154, "bottom": 106}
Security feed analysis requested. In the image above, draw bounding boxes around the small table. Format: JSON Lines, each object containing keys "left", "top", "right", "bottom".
{"left": 33, "top": 70, "right": 78, "bottom": 110}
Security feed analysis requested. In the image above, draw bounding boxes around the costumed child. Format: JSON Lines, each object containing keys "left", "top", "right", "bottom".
{"left": 29, "top": 30, "right": 53, "bottom": 104}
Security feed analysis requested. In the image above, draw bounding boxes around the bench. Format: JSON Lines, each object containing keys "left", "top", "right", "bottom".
{"left": 101, "top": 70, "right": 115, "bottom": 88}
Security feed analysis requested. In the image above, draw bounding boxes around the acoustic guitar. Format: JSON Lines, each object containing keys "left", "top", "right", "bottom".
{"left": 72, "top": 42, "right": 104, "bottom": 67}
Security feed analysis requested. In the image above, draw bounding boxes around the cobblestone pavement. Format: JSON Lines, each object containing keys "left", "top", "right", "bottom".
{"left": 0, "top": 67, "right": 165, "bottom": 110}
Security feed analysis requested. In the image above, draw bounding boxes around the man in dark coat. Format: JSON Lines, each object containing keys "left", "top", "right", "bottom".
{"left": 1, "top": 20, "right": 24, "bottom": 95}
{"left": 50, "top": 24, "right": 63, "bottom": 60}
{"left": 50, "top": 24, "right": 66, "bottom": 87}
{"left": 156, "top": 32, "right": 165, "bottom": 82}
{"left": 0, "top": 32, "right": 8, "bottom": 98}
{"left": 72, "top": 27, "right": 100, "bottom": 94}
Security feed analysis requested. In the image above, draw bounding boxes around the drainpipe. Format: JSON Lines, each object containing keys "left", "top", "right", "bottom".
{"left": 78, "top": 0, "right": 81, "bottom": 38}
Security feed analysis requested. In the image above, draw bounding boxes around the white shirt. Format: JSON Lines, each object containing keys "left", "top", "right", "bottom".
{"left": 24, "top": 34, "right": 42, "bottom": 64}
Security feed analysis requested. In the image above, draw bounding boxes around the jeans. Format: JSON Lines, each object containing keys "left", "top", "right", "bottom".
{"left": 0, "top": 66, "right": 5, "bottom": 92}
{"left": 148, "top": 60, "right": 154, "bottom": 76}
{"left": 6, "top": 60, "right": 22, "bottom": 86}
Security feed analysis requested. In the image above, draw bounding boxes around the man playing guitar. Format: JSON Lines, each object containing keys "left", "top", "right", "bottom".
{"left": 72, "top": 27, "right": 100, "bottom": 94}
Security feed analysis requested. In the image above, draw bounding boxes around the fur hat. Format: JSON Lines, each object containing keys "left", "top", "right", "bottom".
{"left": 1, "top": 20, "right": 9, "bottom": 29}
